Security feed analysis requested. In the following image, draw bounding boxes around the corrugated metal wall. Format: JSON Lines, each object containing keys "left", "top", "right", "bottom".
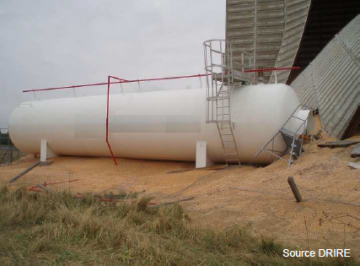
{"left": 226, "top": 0, "right": 311, "bottom": 84}
{"left": 268, "top": 0, "right": 311, "bottom": 84}
{"left": 287, "top": 0, "right": 360, "bottom": 84}
{"left": 226, "top": 0, "right": 284, "bottom": 83}
{"left": 291, "top": 15, "right": 360, "bottom": 139}
{"left": 226, "top": 1, "right": 359, "bottom": 139}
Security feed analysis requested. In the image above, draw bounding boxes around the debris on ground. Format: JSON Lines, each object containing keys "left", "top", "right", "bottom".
{"left": 318, "top": 140, "right": 360, "bottom": 148}
{"left": 351, "top": 143, "right": 360, "bottom": 158}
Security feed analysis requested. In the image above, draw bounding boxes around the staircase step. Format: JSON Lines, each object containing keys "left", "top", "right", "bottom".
{"left": 280, "top": 131, "right": 302, "bottom": 158}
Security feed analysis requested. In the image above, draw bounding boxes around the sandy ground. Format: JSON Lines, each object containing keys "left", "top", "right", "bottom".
{"left": 0, "top": 116, "right": 359, "bottom": 259}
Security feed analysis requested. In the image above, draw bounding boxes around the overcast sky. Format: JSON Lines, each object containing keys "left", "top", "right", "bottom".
{"left": 0, "top": 0, "right": 225, "bottom": 128}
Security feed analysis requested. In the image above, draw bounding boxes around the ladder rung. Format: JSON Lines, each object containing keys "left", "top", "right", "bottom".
{"left": 291, "top": 115, "right": 306, "bottom": 122}
{"left": 225, "top": 151, "right": 238, "bottom": 154}
{"left": 207, "top": 97, "right": 229, "bottom": 100}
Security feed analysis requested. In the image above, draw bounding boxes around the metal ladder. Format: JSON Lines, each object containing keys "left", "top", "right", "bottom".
{"left": 254, "top": 105, "right": 313, "bottom": 168}
{"left": 216, "top": 84, "right": 240, "bottom": 165}
{"left": 204, "top": 39, "right": 253, "bottom": 165}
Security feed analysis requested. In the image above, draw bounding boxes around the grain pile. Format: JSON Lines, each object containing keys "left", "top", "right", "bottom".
{"left": 0, "top": 115, "right": 359, "bottom": 259}
{"left": 0, "top": 156, "right": 214, "bottom": 197}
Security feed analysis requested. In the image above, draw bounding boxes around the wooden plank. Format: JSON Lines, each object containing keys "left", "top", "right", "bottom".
{"left": 288, "top": 177, "right": 302, "bottom": 202}
{"left": 8, "top": 161, "right": 40, "bottom": 183}
{"left": 351, "top": 144, "right": 360, "bottom": 158}
{"left": 318, "top": 140, "right": 360, "bottom": 148}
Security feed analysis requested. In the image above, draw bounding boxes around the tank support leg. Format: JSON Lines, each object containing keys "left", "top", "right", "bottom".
{"left": 196, "top": 141, "right": 213, "bottom": 169}
{"left": 40, "top": 139, "right": 57, "bottom": 163}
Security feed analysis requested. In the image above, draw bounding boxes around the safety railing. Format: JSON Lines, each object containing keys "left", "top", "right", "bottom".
{"left": 254, "top": 104, "right": 313, "bottom": 168}
{"left": 203, "top": 39, "right": 254, "bottom": 123}
{"left": 22, "top": 74, "right": 208, "bottom": 95}
{"left": 22, "top": 73, "right": 211, "bottom": 165}
{"left": 203, "top": 39, "right": 256, "bottom": 165}
{"left": 105, "top": 74, "right": 211, "bottom": 165}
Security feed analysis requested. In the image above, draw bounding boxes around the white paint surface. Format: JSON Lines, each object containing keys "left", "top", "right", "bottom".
{"left": 9, "top": 84, "right": 302, "bottom": 164}
{"left": 196, "top": 141, "right": 213, "bottom": 168}
{"left": 40, "top": 139, "right": 57, "bottom": 162}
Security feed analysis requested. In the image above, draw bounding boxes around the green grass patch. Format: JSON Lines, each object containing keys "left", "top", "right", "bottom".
{"left": 0, "top": 185, "right": 356, "bottom": 265}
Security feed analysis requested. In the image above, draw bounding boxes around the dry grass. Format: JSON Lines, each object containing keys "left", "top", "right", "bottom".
{"left": 0, "top": 185, "right": 354, "bottom": 265}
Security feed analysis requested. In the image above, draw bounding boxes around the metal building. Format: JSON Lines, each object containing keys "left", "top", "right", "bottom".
{"left": 226, "top": 0, "right": 360, "bottom": 139}
{"left": 291, "top": 15, "right": 359, "bottom": 139}
{"left": 226, "top": 0, "right": 311, "bottom": 84}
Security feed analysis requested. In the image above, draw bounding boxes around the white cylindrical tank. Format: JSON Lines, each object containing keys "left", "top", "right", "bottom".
{"left": 9, "top": 83, "right": 302, "bottom": 164}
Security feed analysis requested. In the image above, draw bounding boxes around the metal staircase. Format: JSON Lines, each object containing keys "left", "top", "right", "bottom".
{"left": 203, "top": 39, "right": 254, "bottom": 165}
{"left": 280, "top": 128, "right": 302, "bottom": 160}
{"left": 254, "top": 105, "right": 313, "bottom": 168}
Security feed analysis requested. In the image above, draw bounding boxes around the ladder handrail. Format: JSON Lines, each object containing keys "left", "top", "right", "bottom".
{"left": 254, "top": 104, "right": 312, "bottom": 157}
{"left": 254, "top": 104, "right": 313, "bottom": 168}
{"left": 203, "top": 39, "right": 252, "bottom": 165}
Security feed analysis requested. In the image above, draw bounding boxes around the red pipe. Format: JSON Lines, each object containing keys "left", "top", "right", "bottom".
{"left": 106, "top": 76, "right": 118, "bottom": 165}
{"left": 22, "top": 68, "right": 299, "bottom": 94}
{"left": 23, "top": 79, "right": 128, "bottom": 93}
{"left": 28, "top": 179, "right": 79, "bottom": 192}
{"left": 23, "top": 74, "right": 210, "bottom": 93}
